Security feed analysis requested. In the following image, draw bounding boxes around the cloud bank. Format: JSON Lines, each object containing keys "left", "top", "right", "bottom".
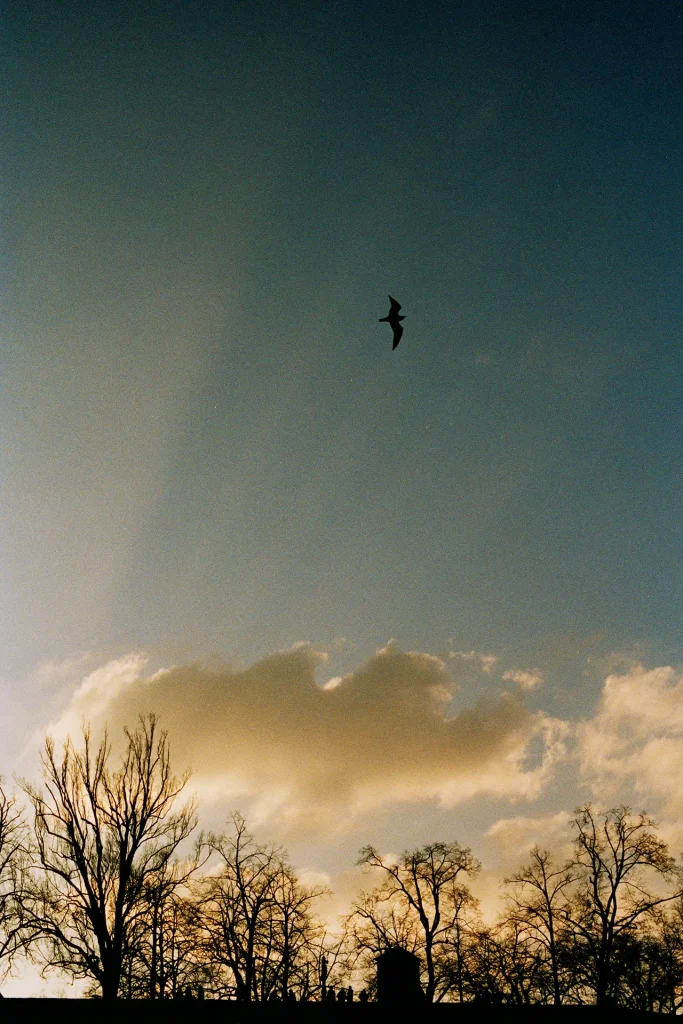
{"left": 43, "top": 642, "right": 567, "bottom": 832}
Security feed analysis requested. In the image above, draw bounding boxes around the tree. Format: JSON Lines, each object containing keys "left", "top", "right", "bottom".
{"left": 270, "top": 859, "right": 328, "bottom": 999}
{"left": 125, "top": 855, "right": 206, "bottom": 999}
{"left": 445, "top": 881, "right": 484, "bottom": 1003}
{"left": 565, "top": 805, "right": 680, "bottom": 1006}
{"left": 353, "top": 842, "right": 480, "bottom": 1002}
{"left": 346, "top": 886, "right": 421, "bottom": 996}
{"left": 602, "top": 900, "right": 683, "bottom": 1015}
{"left": 0, "top": 782, "right": 34, "bottom": 979}
{"left": 485, "top": 919, "right": 547, "bottom": 1005}
{"left": 22, "top": 714, "right": 197, "bottom": 1000}
{"left": 503, "top": 847, "right": 575, "bottom": 1004}
{"left": 462, "top": 925, "right": 506, "bottom": 1003}
{"left": 648, "top": 900, "right": 683, "bottom": 1014}
{"left": 199, "top": 813, "right": 326, "bottom": 1001}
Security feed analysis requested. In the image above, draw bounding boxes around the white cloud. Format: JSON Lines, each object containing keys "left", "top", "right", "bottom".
{"left": 486, "top": 811, "right": 573, "bottom": 865}
{"left": 502, "top": 669, "right": 544, "bottom": 691}
{"left": 448, "top": 649, "right": 498, "bottom": 674}
{"left": 34, "top": 652, "right": 149, "bottom": 749}
{"left": 577, "top": 664, "right": 683, "bottom": 817}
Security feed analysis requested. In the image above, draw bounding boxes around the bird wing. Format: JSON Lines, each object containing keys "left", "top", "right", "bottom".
{"left": 388, "top": 295, "right": 402, "bottom": 312}
{"left": 392, "top": 323, "right": 403, "bottom": 349}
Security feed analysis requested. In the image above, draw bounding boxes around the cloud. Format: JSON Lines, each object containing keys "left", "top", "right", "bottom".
{"left": 486, "top": 811, "right": 573, "bottom": 865}
{"left": 502, "top": 669, "right": 544, "bottom": 691}
{"left": 42, "top": 642, "right": 567, "bottom": 834}
{"left": 470, "top": 811, "right": 575, "bottom": 922}
{"left": 33, "top": 652, "right": 150, "bottom": 749}
{"left": 447, "top": 649, "right": 498, "bottom": 674}
{"left": 577, "top": 664, "right": 683, "bottom": 816}
{"left": 32, "top": 652, "right": 97, "bottom": 688}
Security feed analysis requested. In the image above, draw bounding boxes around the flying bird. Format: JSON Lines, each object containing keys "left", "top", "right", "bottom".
{"left": 379, "top": 295, "right": 405, "bottom": 349}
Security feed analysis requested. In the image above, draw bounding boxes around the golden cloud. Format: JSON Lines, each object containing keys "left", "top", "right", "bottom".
{"left": 43, "top": 642, "right": 567, "bottom": 832}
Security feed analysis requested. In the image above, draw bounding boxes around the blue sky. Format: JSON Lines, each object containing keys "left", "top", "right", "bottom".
{"left": 1, "top": 5, "right": 682, "bottom": 978}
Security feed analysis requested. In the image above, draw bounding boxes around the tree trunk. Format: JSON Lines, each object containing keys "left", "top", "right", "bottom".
{"left": 150, "top": 902, "right": 159, "bottom": 999}
{"left": 425, "top": 935, "right": 435, "bottom": 1002}
{"left": 101, "top": 972, "right": 121, "bottom": 1001}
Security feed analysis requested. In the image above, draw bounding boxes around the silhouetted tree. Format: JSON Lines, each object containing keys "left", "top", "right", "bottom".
{"left": 564, "top": 805, "right": 680, "bottom": 1006}
{"left": 463, "top": 926, "right": 506, "bottom": 1003}
{"left": 347, "top": 885, "right": 421, "bottom": 968}
{"left": 496, "top": 914, "right": 568, "bottom": 1005}
{"left": 596, "top": 901, "right": 683, "bottom": 1014}
{"left": 125, "top": 856, "right": 206, "bottom": 999}
{"left": 503, "top": 846, "right": 575, "bottom": 1004}
{"left": 22, "top": 715, "right": 196, "bottom": 1000}
{"left": 310, "top": 927, "right": 353, "bottom": 1002}
{"left": 609, "top": 928, "right": 664, "bottom": 1013}
{"left": 271, "top": 859, "right": 329, "bottom": 1000}
{"left": 647, "top": 901, "right": 683, "bottom": 1014}
{"left": 353, "top": 842, "right": 480, "bottom": 1002}
{"left": 441, "top": 882, "right": 480, "bottom": 1003}
{"left": 198, "top": 813, "right": 326, "bottom": 1001}
{"left": 0, "top": 782, "right": 34, "bottom": 978}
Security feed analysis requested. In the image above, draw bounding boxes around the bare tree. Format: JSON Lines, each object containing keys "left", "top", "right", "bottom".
{"left": 597, "top": 899, "right": 683, "bottom": 1015}
{"left": 353, "top": 842, "right": 480, "bottom": 1002}
{"left": 647, "top": 901, "right": 683, "bottom": 1014}
{"left": 270, "top": 860, "right": 328, "bottom": 999}
{"left": 348, "top": 885, "right": 421, "bottom": 953}
{"left": 199, "top": 813, "right": 326, "bottom": 1001}
{"left": 491, "top": 918, "right": 548, "bottom": 1005}
{"left": 126, "top": 855, "right": 206, "bottom": 999}
{"left": 655, "top": 905, "right": 683, "bottom": 1015}
{"left": 503, "top": 846, "right": 575, "bottom": 1004}
{"left": 442, "top": 882, "right": 480, "bottom": 1003}
{"left": 22, "top": 715, "right": 196, "bottom": 1000}
{"left": 463, "top": 926, "right": 505, "bottom": 1003}
{"left": 609, "top": 927, "right": 667, "bottom": 1014}
{"left": 345, "top": 886, "right": 421, "bottom": 995}
{"left": 565, "top": 805, "right": 680, "bottom": 1006}
{"left": 0, "top": 782, "right": 34, "bottom": 980}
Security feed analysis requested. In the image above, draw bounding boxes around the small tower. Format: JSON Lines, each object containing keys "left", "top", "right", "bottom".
{"left": 376, "top": 946, "right": 423, "bottom": 1006}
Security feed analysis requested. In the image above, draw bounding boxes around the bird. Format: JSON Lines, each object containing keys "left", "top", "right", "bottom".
{"left": 379, "top": 295, "right": 405, "bottom": 349}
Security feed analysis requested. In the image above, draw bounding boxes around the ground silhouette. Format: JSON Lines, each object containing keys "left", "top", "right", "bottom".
{"left": 0, "top": 997, "right": 668, "bottom": 1023}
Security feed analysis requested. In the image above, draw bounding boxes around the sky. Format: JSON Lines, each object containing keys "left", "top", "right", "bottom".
{"left": 1, "top": 0, "right": 683, "bottom": 992}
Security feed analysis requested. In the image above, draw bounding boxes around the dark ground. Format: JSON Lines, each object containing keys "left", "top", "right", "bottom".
{"left": 0, "top": 1001, "right": 667, "bottom": 1023}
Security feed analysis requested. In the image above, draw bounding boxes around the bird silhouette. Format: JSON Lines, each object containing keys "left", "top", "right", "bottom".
{"left": 379, "top": 295, "right": 405, "bottom": 349}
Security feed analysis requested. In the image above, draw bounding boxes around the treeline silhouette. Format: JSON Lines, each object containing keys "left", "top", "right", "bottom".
{"left": 0, "top": 715, "right": 682, "bottom": 1010}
